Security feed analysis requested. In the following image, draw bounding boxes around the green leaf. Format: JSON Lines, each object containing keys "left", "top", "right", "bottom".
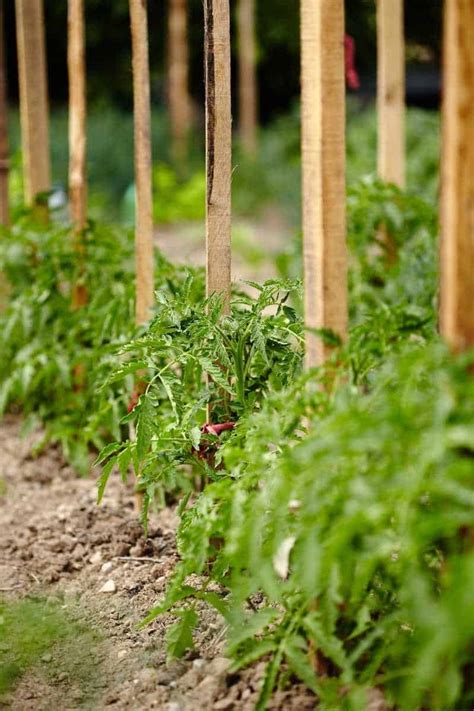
{"left": 136, "top": 396, "right": 155, "bottom": 460}
{"left": 228, "top": 608, "right": 280, "bottom": 652}
{"left": 284, "top": 634, "right": 321, "bottom": 695}
{"left": 190, "top": 426, "right": 202, "bottom": 451}
{"left": 199, "top": 357, "right": 233, "bottom": 394}
{"left": 94, "top": 441, "right": 122, "bottom": 466}
{"left": 165, "top": 609, "right": 198, "bottom": 661}
{"left": 97, "top": 457, "right": 116, "bottom": 504}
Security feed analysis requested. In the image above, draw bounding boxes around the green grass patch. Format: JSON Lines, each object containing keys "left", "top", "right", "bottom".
{"left": 0, "top": 596, "right": 102, "bottom": 701}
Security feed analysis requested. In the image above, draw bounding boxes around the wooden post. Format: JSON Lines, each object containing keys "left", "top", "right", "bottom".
{"left": 168, "top": 0, "right": 191, "bottom": 163}
{"left": 440, "top": 0, "right": 474, "bottom": 353}
{"left": 130, "top": 0, "right": 154, "bottom": 326}
{"left": 300, "top": 0, "right": 348, "bottom": 368}
{"left": 377, "top": 0, "right": 405, "bottom": 187}
{"left": 68, "top": 0, "right": 87, "bottom": 232}
{"left": 204, "top": 0, "right": 232, "bottom": 308}
{"left": 15, "top": 0, "right": 50, "bottom": 208}
{"left": 0, "top": 0, "right": 8, "bottom": 226}
{"left": 237, "top": 0, "right": 258, "bottom": 154}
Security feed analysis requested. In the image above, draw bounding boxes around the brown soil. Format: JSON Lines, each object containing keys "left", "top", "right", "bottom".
{"left": 0, "top": 416, "right": 315, "bottom": 710}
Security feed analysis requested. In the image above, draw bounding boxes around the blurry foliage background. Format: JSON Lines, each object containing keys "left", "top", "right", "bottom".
{"left": 4, "top": 0, "right": 442, "bottom": 118}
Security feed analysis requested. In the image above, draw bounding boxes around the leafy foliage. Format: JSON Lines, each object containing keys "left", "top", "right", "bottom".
{"left": 0, "top": 215, "right": 202, "bottom": 471}
{"left": 96, "top": 178, "right": 473, "bottom": 709}
{"left": 97, "top": 278, "right": 304, "bottom": 505}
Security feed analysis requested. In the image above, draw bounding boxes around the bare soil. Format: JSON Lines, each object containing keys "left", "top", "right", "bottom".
{"left": 0, "top": 416, "right": 315, "bottom": 710}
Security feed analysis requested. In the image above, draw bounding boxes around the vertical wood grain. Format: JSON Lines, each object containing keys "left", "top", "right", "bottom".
{"left": 130, "top": 0, "right": 154, "bottom": 325}
{"left": 440, "top": 0, "right": 474, "bottom": 352}
{"left": 300, "top": 0, "right": 348, "bottom": 368}
{"left": 68, "top": 0, "right": 87, "bottom": 232}
{"left": 377, "top": 0, "right": 405, "bottom": 187}
{"left": 15, "top": 0, "right": 50, "bottom": 207}
{"left": 204, "top": 0, "right": 232, "bottom": 309}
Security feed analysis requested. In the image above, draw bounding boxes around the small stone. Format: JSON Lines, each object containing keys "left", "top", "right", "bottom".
{"left": 89, "top": 550, "right": 102, "bottom": 564}
{"left": 192, "top": 658, "right": 205, "bottom": 670}
{"left": 165, "top": 703, "right": 181, "bottom": 711}
{"left": 41, "top": 653, "right": 52, "bottom": 663}
{"left": 117, "top": 649, "right": 128, "bottom": 660}
{"left": 101, "top": 561, "right": 114, "bottom": 574}
{"left": 99, "top": 579, "right": 116, "bottom": 593}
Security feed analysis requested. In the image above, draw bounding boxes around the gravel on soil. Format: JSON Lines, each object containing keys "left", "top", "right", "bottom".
{"left": 0, "top": 416, "right": 316, "bottom": 710}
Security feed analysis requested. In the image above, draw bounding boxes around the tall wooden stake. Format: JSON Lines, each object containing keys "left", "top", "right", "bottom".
{"left": 0, "top": 0, "right": 8, "bottom": 226}
{"left": 204, "top": 0, "right": 232, "bottom": 308}
{"left": 168, "top": 0, "right": 191, "bottom": 163}
{"left": 15, "top": 0, "right": 50, "bottom": 209}
{"left": 130, "top": 0, "right": 154, "bottom": 326}
{"left": 440, "top": 0, "right": 474, "bottom": 353}
{"left": 68, "top": 0, "right": 87, "bottom": 232}
{"left": 237, "top": 0, "right": 258, "bottom": 154}
{"left": 377, "top": 0, "right": 405, "bottom": 187}
{"left": 300, "top": 0, "right": 348, "bottom": 368}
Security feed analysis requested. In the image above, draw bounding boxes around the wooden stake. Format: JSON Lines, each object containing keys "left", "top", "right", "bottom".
{"left": 15, "top": 0, "right": 50, "bottom": 208}
{"left": 377, "top": 0, "right": 405, "bottom": 187}
{"left": 204, "top": 0, "right": 232, "bottom": 308}
{"left": 300, "top": 0, "right": 348, "bottom": 368}
{"left": 0, "top": 0, "right": 9, "bottom": 226}
{"left": 130, "top": 0, "right": 154, "bottom": 326}
{"left": 168, "top": 0, "right": 191, "bottom": 163}
{"left": 237, "top": 0, "right": 258, "bottom": 154}
{"left": 68, "top": 0, "right": 87, "bottom": 232}
{"left": 440, "top": 0, "right": 474, "bottom": 353}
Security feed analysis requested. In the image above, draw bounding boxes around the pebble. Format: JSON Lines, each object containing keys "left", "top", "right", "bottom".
{"left": 41, "top": 653, "right": 52, "bottom": 663}
{"left": 89, "top": 550, "right": 102, "bottom": 564}
{"left": 101, "top": 561, "right": 114, "bottom": 574}
{"left": 117, "top": 649, "right": 128, "bottom": 660}
{"left": 99, "top": 579, "right": 116, "bottom": 593}
{"left": 192, "top": 658, "right": 205, "bottom": 670}
{"left": 165, "top": 703, "right": 181, "bottom": 711}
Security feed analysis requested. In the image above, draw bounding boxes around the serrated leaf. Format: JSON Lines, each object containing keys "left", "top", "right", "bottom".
{"left": 199, "top": 357, "right": 233, "bottom": 394}
{"left": 189, "top": 426, "right": 202, "bottom": 450}
{"left": 136, "top": 396, "right": 155, "bottom": 460}
{"left": 97, "top": 457, "right": 116, "bottom": 504}
{"left": 94, "top": 441, "right": 122, "bottom": 466}
{"left": 228, "top": 608, "right": 280, "bottom": 652}
{"left": 229, "top": 638, "right": 278, "bottom": 672}
{"left": 118, "top": 446, "right": 131, "bottom": 482}
{"left": 284, "top": 634, "right": 321, "bottom": 694}
{"left": 165, "top": 609, "right": 198, "bottom": 661}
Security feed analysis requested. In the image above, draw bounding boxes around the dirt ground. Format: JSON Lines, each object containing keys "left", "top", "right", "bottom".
{"left": 0, "top": 416, "right": 315, "bottom": 710}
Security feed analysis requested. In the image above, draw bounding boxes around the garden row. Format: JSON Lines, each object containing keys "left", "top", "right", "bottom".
{"left": 0, "top": 1, "right": 473, "bottom": 709}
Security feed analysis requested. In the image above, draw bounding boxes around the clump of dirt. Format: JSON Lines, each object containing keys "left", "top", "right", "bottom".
{"left": 0, "top": 416, "right": 315, "bottom": 710}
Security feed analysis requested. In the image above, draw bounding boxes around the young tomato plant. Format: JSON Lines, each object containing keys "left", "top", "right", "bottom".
{"left": 96, "top": 279, "right": 304, "bottom": 508}
{"left": 0, "top": 214, "right": 202, "bottom": 472}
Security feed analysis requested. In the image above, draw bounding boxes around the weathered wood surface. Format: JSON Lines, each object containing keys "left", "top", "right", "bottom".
{"left": 204, "top": 0, "right": 232, "bottom": 309}
{"left": 68, "top": 0, "right": 87, "bottom": 231}
{"left": 440, "top": 0, "right": 474, "bottom": 352}
{"left": 15, "top": 0, "right": 50, "bottom": 207}
{"left": 377, "top": 0, "right": 405, "bottom": 187}
{"left": 130, "top": 0, "right": 154, "bottom": 325}
{"left": 300, "top": 0, "right": 348, "bottom": 368}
